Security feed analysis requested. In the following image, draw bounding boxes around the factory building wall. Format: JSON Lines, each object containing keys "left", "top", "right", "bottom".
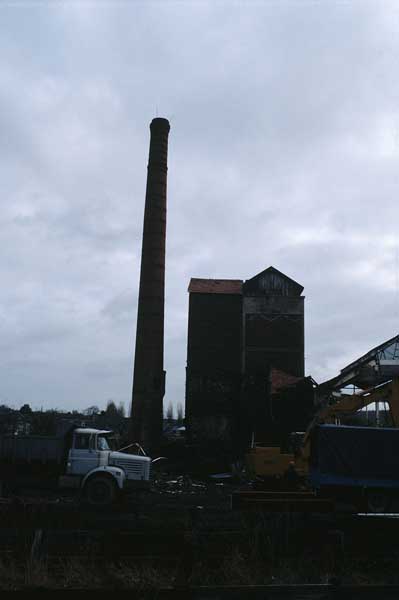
{"left": 255, "top": 376, "right": 315, "bottom": 447}
{"left": 242, "top": 267, "right": 304, "bottom": 379}
{"left": 186, "top": 292, "right": 242, "bottom": 446}
{"left": 187, "top": 293, "right": 242, "bottom": 373}
{"left": 243, "top": 296, "right": 304, "bottom": 377}
{"left": 185, "top": 267, "right": 307, "bottom": 450}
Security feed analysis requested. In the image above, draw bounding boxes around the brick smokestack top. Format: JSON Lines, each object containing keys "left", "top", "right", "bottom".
{"left": 131, "top": 117, "right": 170, "bottom": 450}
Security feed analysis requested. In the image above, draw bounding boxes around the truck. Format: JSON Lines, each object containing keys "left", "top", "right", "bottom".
{"left": 309, "top": 423, "right": 399, "bottom": 513}
{"left": 0, "top": 426, "right": 152, "bottom": 506}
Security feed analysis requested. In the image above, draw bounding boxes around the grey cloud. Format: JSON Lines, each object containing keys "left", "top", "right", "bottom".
{"left": 0, "top": 1, "right": 398, "bottom": 413}
{"left": 102, "top": 289, "right": 137, "bottom": 322}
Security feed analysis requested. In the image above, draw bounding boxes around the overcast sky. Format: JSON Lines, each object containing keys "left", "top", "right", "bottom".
{"left": 1, "top": 0, "right": 399, "bottom": 413}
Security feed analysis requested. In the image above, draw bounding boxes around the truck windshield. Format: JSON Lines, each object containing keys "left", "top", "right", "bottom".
{"left": 97, "top": 436, "right": 111, "bottom": 451}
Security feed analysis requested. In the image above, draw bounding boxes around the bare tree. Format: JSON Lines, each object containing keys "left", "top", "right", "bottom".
{"left": 83, "top": 405, "right": 100, "bottom": 416}
{"left": 177, "top": 402, "right": 184, "bottom": 423}
{"left": 166, "top": 401, "right": 174, "bottom": 420}
{"left": 105, "top": 400, "right": 118, "bottom": 417}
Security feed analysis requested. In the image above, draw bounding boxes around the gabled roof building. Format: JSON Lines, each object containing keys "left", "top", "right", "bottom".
{"left": 185, "top": 266, "right": 312, "bottom": 454}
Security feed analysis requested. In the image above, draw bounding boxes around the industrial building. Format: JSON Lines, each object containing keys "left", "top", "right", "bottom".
{"left": 130, "top": 120, "right": 314, "bottom": 456}
{"left": 185, "top": 266, "right": 315, "bottom": 453}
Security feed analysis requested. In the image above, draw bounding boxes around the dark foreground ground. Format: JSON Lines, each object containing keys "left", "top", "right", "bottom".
{"left": 2, "top": 478, "right": 399, "bottom": 593}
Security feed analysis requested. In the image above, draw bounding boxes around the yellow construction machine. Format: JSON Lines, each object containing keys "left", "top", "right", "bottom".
{"left": 246, "top": 377, "right": 399, "bottom": 481}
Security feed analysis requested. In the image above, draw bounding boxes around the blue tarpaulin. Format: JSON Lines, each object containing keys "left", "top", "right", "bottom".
{"left": 310, "top": 424, "right": 399, "bottom": 489}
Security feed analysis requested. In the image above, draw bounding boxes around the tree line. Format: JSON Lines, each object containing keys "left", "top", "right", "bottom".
{"left": 165, "top": 401, "right": 184, "bottom": 423}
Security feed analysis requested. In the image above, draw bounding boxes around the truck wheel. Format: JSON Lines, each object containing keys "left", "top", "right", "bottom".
{"left": 366, "top": 490, "right": 389, "bottom": 513}
{"left": 85, "top": 476, "right": 116, "bottom": 506}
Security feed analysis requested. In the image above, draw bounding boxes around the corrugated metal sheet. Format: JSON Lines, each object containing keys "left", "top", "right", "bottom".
{"left": 188, "top": 278, "right": 243, "bottom": 295}
{"left": 270, "top": 368, "right": 302, "bottom": 394}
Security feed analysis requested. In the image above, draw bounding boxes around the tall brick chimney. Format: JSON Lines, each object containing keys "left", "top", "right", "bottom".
{"left": 131, "top": 117, "right": 170, "bottom": 450}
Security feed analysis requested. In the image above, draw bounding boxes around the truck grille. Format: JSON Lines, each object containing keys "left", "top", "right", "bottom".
{"left": 113, "top": 459, "right": 147, "bottom": 479}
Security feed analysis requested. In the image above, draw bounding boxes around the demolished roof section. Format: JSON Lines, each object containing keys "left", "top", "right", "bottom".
{"left": 320, "top": 333, "right": 399, "bottom": 392}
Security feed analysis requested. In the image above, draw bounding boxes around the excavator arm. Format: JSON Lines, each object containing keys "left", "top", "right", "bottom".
{"left": 313, "top": 378, "right": 398, "bottom": 426}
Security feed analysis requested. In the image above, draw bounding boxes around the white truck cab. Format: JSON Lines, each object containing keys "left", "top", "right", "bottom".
{"left": 61, "top": 428, "right": 151, "bottom": 505}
